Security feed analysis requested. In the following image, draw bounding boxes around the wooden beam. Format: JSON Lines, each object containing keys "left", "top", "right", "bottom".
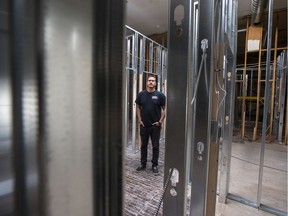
{"left": 207, "top": 141, "right": 219, "bottom": 215}
{"left": 260, "top": 79, "right": 273, "bottom": 82}
{"left": 237, "top": 96, "right": 265, "bottom": 100}
{"left": 261, "top": 47, "right": 288, "bottom": 52}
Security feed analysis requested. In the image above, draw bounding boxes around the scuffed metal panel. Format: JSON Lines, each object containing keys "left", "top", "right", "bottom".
{"left": 163, "top": 1, "right": 191, "bottom": 215}
{"left": 43, "top": 0, "right": 93, "bottom": 215}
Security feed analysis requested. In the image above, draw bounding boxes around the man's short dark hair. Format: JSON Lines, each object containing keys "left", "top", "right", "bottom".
{"left": 148, "top": 74, "right": 156, "bottom": 79}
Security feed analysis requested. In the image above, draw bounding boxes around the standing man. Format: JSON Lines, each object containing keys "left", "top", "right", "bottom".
{"left": 135, "top": 75, "right": 166, "bottom": 175}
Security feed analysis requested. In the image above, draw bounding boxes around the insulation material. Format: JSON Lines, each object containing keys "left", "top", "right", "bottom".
{"left": 247, "top": 26, "right": 262, "bottom": 51}
{"left": 248, "top": 40, "right": 260, "bottom": 51}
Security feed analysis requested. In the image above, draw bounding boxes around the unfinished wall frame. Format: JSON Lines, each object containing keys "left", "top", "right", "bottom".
{"left": 218, "top": 0, "right": 238, "bottom": 205}
{"left": 229, "top": 1, "right": 288, "bottom": 215}
{"left": 238, "top": 10, "right": 287, "bottom": 141}
{"left": 125, "top": 26, "right": 168, "bottom": 152}
{"left": 163, "top": 0, "right": 238, "bottom": 215}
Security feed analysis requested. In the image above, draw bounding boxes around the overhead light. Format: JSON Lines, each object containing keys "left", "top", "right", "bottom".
{"left": 156, "top": 25, "right": 160, "bottom": 28}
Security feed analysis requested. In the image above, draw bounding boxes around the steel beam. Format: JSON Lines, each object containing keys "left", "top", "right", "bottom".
{"left": 139, "top": 36, "right": 146, "bottom": 91}
{"left": 189, "top": 0, "right": 215, "bottom": 215}
{"left": 218, "top": 0, "right": 238, "bottom": 204}
{"left": 256, "top": 0, "right": 274, "bottom": 207}
{"left": 163, "top": 1, "right": 192, "bottom": 215}
{"left": 156, "top": 46, "right": 162, "bottom": 90}
{"left": 10, "top": 0, "right": 40, "bottom": 215}
{"left": 206, "top": 0, "right": 224, "bottom": 213}
{"left": 161, "top": 49, "right": 168, "bottom": 140}
{"left": 132, "top": 34, "right": 139, "bottom": 152}
{"left": 41, "top": 0, "right": 99, "bottom": 215}
{"left": 9, "top": 0, "right": 125, "bottom": 215}
{"left": 125, "top": 38, "right": 131, "bottom": 149}
{"left": 277, "top": 52, "right": 287, "bottom": 143}
{"left": 273, "top": 57, "right": 281, "bottom": 137}
{"left": 149, "top": 42, "right": 153, "bottom": 73}
{"left": 92, "top": 0, "right": 125, "bottom": 215}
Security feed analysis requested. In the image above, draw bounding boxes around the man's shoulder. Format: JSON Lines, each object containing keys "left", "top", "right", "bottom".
{"left": 155, "top": 90, "right": 166, "bottom": 97}
{"left": 138, "top": 90, "right": 147, "bottom": 95}
{"left": 155, "top": 91, "right": 166, "bottom": 105}
{"left": 136, "top": 90, "right": 147, "bottom": 100}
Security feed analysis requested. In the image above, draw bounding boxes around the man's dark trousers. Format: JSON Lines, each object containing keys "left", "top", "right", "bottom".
{"left": 140, "top": 125, "right": 161, "bottom": 167}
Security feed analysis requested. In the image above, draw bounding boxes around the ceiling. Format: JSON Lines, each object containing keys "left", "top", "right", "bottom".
{"left": 126, "top": 0, "right": 287, "bottom": 36}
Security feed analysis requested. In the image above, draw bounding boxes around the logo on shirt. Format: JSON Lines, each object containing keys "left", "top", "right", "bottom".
{"left": 152, "top": 96, "right": 158, "bottom": 100}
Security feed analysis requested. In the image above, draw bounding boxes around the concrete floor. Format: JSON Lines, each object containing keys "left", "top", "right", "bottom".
{"left": 124, "top": 139, "right": 287, "bottom": 215}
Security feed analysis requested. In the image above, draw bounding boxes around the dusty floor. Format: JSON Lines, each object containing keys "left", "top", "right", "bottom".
{"left": 124, "top": 139, "right": 287, "bottom": 216}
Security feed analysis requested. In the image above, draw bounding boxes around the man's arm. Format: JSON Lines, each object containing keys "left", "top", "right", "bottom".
{"left": 136, "top": 105, "right": 144, "bottom": 126}
{"left": 159, "top": 105, "right": 166, "bottom": 124}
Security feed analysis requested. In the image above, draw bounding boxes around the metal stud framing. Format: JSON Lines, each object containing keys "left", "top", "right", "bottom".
{"left": 189, "top": 0, "right": 216, "bottom": 214}
{"left": 10, "top": 0, "right": 40, "bottom": 215}
{"left": 163, "top": 0, "right": 240, "bottom": 215}
{"left": 218, "top": 0, "right": 238, "bottom": 204}
{"left": 227, "top": 1, "right": 287, "bottom": 215}
{"left": 163, "top": 0, "right": 225, "bottom": 214}
{"left": 238, "top": 12, "right": 287, "bottom": 141}
{"left": 7, "top": 0, "right": 126, "bottom": 215}
{"left": 163, "top": 1, "right": 192, "bottom": 215}
{"left": 124, "top": 26, "right": 167, "bottom": 152}
{"left": 273, "top": 51, "right": 288, "bottom": 144}
{"left": 92, "top": 0, "right": 125, "bottom": 214}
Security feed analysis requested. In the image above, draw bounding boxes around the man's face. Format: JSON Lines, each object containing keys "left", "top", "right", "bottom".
{"left": 146, "top": 77, "right": 156, "bottom": 88}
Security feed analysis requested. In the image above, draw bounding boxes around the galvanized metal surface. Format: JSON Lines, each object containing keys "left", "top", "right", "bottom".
{"left": 10, "top": 0, "right": 40, "bottom": 215}
{"left": 43, "top": 0, "right": 95, "bottom": 214}
{"left": 0, "top": 1, "right": 13, "bottom": 215}
{"left": 273, "top": 56, "right": 281, "bottom": 137}
{"left": 277, "top": 52, "right": 287, "bottom": 143}
{"left": 125, "top": 38, "right": 131, "bottom": 150}
{"left": 189, "top": 0, "right": 215, "bottom": 215}
{"left": 163, "top": 1, "right": 191, "bottom": 215}
{"left": 4, "top": 1, "right": 125, "bottom": 215}
{"left": 257, "top": 0, "right": 274, "bottom": 207}
{"left": 218, "top": 0, "right": 238, "bottom": 204}
{"left": 132, "top": 34, "right": 138, "bottom": 153}
{"left": 92, "top": 1, "right": 125, "bottom": 215}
